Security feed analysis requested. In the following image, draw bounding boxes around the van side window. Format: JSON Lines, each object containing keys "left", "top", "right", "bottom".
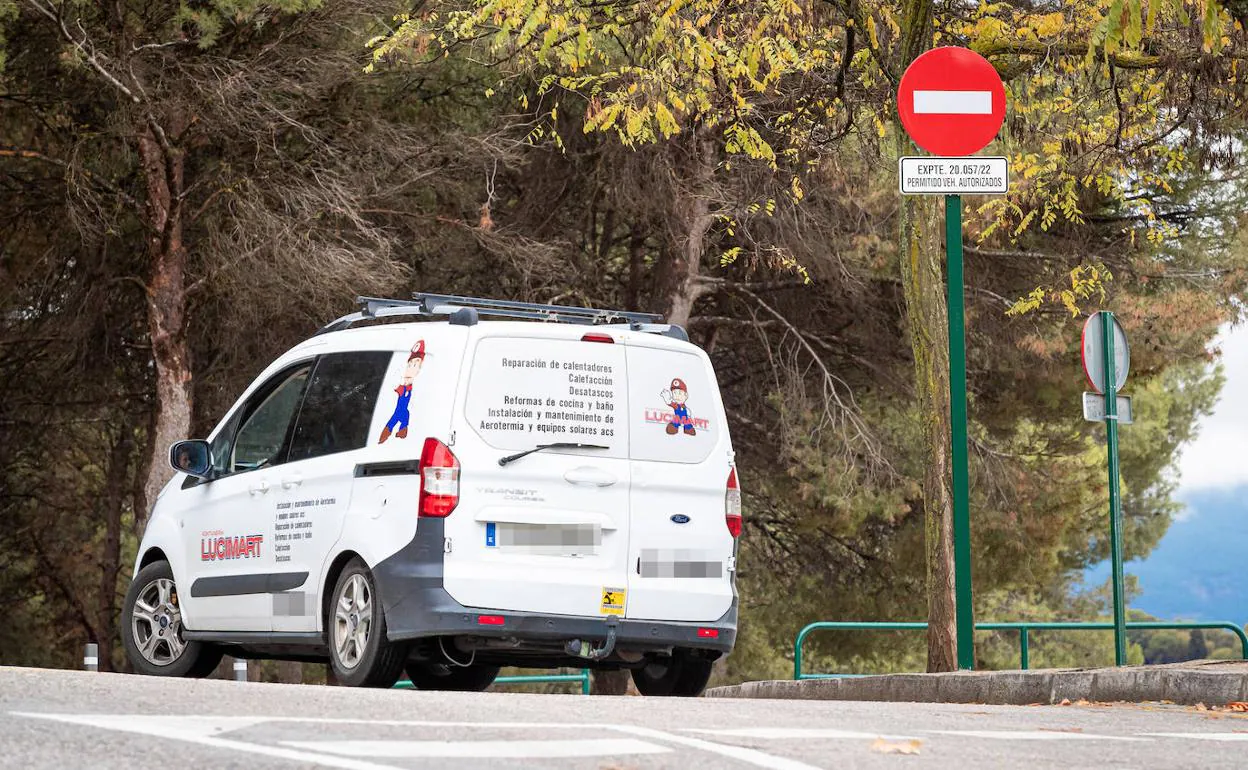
{"left": 230, "top": 365, "right": 312, "bottom": 473}
{"left": 287, "top": 351, "right": 391, "bottom": 463}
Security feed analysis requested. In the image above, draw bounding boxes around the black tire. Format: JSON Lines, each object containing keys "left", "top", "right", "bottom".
{"left": 670, "top": 657, "right": 714, "bottom": 697}
{"left": 327, "top": 558, "right": 407, "bottom": 687}
{"left": 631, "top": 654, "right": 714, "bottom": 697}
{"left": 121, "top": 561, "right": 222, "bottom": 678}
{"left": 405, "top": 660, "right": 500, "bottom": 692}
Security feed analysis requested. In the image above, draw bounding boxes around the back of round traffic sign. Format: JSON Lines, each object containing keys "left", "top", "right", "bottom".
{"left": 1081, "top": 312, "right": 1130, "bottom": 393}
{"left": 897, "top": 47, "right": 1007, "bottom": 157}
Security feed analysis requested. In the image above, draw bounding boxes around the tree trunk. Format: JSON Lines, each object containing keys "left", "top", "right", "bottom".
{"left": 97, "top": 428, "right": 132, "bottom": 671}
{"left": 895, "top": 0, "right": 961, "bottom": 672}
{"left": 656, "top": 132, "right": 716, "bottom": 328}
{"left": 590, "top": 669, "right": 632, "bottom": 695}
{"left": 135, "top": 122, "right": 193, "bottom": 532}
{"left": 277, "top": 660, "right": 304, "bottom": 684}
{"left": 626, "top": 225, "right": 646, "bottom": 310}
{"left": 898, "top": 192, "right": 958, "bottom": 673}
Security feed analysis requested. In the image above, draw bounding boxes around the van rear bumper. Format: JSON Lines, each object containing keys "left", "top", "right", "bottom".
{"left": 373, "top": 518, "right": 737, "bottom": 655}
{"left": 386, "top": 599, "right": 737, "bottom": 655}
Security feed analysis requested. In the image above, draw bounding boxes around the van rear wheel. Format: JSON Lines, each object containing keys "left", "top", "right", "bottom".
{"left": 405, "top": 661, "right": 499, "bottom": 691}
{"left": 631, "top": 654, "right": 714, "bottom": 697}
{"left": 327, "top": 558, "right": 407, "bottom": 687}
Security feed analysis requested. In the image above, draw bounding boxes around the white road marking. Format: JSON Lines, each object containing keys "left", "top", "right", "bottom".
{"left": 10, "top": 713, "right": 816, "bottom": 770}
{"left": 9, "top": 713, "right": 402, "bottom": 770}
{"left": 10, "top": 714, "right": 271, "bottom": 737}
{"left": 929, "top": 729, "right": 1148, "bottom": 741}
{"left": 686, "top": 727, "right": 922, "bottom": 741}
{"left": 913, "top": 90, "right": 993, "bottom": 114}
{"left": 1143, "top": 733, "right": 1248, "bottom": 741}
{"left": 282, "top": 738, "right": 669, "bottom": 758}
{"left": 612, "top": 724, "right": 823, "bottom": 770}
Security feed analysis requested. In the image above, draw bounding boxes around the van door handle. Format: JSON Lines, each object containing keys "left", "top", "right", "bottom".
{"left": 248, "top": 478, "right": 270, "bottom": 496}
{"left": 281, "top": 474, "right": 303, "bottom": 490}
{"left": 564, "top": 466, "right": 617, "bottom": 487}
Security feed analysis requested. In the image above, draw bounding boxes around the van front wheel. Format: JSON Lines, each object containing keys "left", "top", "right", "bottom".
{"left": 631, "top": 654, "right": 714, "bottom": 697}
{"left": 122, "top": 561, "right": 222, "bottom": 678}
{"left": 327, "top": 558, "right": 407, "bottom": 687}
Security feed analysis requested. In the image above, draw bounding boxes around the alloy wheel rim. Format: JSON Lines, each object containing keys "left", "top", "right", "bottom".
{"left": 131, "top": 578, "right": 187, "bottom": 666}
{"left": 334, "top": 573, "right": 372, "bottom": 669}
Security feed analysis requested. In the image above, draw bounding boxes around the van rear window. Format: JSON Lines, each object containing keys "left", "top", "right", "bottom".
{"left": 464, "top": 337, "right": 628, "bottom": 456}
{"left": 627, "top": 347, "right": 717, "bottom": 464}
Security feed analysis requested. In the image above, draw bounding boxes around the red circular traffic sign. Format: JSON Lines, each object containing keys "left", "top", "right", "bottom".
{"left": 897, "top": 47, "right": 1006, "bottom": 156}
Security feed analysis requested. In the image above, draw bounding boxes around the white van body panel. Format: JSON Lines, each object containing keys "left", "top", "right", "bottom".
{"left": 440, "top": 322, "right": 735, "bottom": 622}
{"left": 443, "top": 326, "right": 632, "bottom": 617}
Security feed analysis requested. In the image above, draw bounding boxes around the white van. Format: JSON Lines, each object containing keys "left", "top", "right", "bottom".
{"left": 122, "top": 295, "right": 740, "bottom": 695}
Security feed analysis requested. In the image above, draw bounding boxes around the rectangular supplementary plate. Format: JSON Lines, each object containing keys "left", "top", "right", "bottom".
{"left": 1082, "top": 392, "right": 1134, "bottom": 425}
{"left": 913, "top": 90, "right": 993, "bottom": 114}
{"left": 899, "top": 156, "right": 1009, "bottom": 195}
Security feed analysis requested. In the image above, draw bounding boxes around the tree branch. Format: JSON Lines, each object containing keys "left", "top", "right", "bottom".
{"left": 27, "top": 0, "right": 142, "bottom": 104}
{"left": 976, "top": 39, "right": 1247, "bottom": 70}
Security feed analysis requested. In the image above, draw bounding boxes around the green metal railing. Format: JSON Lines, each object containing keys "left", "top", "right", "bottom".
{"left": 395, "top": 669, "right": 591, "bottom": 694}
{"left": 794, "top": 621, "right": 1248, "bottom": 680}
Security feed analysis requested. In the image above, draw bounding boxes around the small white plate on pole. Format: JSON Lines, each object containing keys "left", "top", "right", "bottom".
{"left": 1082, "top": 392, "right": 1133, "bottom": 425}
{"left": 899, "top": 157, "right": 1009, "bottom": 195}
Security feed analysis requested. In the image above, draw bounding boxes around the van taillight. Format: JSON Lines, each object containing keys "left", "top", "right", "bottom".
{"left": 581, "top": 333, "right": 614, "bottom": 344}
{"left": 725, "top": 468, "right": 742, "bottom": 538}
{"left": 419, "top": 438, "right": 460, "bottom": 518}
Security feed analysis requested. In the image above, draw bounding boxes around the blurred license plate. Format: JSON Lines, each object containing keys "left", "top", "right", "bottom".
{"left": 485, "top": 522, "right": 600, "bottom": 555}
{"left": 639, "top": 548, "right": 722, "bottom": 578}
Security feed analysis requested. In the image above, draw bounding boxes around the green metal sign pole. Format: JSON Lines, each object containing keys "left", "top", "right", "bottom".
{"left": 1101, "top": 311, "right": 1128, "bottom": 665}
{"left": 946, "top": 193, "right": 975, "bottom": 670}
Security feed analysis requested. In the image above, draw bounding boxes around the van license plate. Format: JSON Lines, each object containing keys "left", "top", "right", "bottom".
{"left": 484, "top": 522, "right": 600, "bottom": 555}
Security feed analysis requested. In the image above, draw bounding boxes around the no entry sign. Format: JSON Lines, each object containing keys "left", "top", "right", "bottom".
{"left": 897, "top": 47, "right": 1007, "bottom": 157}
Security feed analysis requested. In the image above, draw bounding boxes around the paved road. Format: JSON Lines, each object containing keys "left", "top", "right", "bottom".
{"left": 3, "top": 667, "right": 1247, "bottom": 768}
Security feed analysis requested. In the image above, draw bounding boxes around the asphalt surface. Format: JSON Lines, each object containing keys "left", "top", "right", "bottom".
{"left": 3, "top": 666, "right": 1247, "bottom": 768}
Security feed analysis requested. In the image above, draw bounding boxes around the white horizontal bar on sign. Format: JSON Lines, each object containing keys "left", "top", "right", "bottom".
{"left": 913, "top": 90, "right": 993, "bottom": 114}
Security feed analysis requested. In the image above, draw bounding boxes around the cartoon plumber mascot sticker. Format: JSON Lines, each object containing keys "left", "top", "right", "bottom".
{"left": 660, "top": 377, "right": 696, "bottom": 436}
{"left": 379, "top": 340, "right": 426, "bottom": 443}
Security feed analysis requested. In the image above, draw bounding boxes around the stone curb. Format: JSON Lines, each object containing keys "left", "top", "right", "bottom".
{"left": 705, "top": 660, "right": 1248, "bottom": 706}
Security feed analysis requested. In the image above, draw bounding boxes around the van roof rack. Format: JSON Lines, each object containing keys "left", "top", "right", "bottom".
{"left": 317, "top": 294, "right": 672, "bottom": 335}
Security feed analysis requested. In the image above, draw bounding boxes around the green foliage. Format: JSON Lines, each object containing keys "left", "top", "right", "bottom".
{"left": 175, "top": 0, "right": 324, "bottom": 48}
{"left": 1007, "top": 265, "right": 1112, "bottom": 317}
{"left": 375, "top": 0, "right": 842, "bottom": 167}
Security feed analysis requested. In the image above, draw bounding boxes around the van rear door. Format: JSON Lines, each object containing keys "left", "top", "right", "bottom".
{"left": 625, "top": 340, "right": 735, "bottom": 622}
{"left": 444, "top": 328, "right": 631, "bottom": 618}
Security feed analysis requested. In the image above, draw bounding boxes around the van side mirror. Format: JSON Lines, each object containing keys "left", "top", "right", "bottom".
{"left": 170, "top": 440, "right": 213, "bottom": 479}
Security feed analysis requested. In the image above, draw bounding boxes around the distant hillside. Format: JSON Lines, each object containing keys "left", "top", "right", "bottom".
{"left": 1088, "top": 487, "right": 1247, "bottom": 624}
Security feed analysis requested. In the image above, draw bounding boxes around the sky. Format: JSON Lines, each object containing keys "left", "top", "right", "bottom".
{"left": 1175, "top": 324, "right": 1248, "bottom": 494}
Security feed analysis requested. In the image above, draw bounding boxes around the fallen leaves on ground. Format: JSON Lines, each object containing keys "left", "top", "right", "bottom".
{"left": 870, "top": 738, "right": 922, "bottom": 755}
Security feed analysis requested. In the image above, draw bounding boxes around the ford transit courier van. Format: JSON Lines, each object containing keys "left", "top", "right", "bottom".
{"left": 122, "top": 295, "right": 740, "bottom": 695}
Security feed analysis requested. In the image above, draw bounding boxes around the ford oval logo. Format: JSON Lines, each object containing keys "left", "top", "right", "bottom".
{"left": 670, "top": 514, "right": 691, "bottom": 524}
